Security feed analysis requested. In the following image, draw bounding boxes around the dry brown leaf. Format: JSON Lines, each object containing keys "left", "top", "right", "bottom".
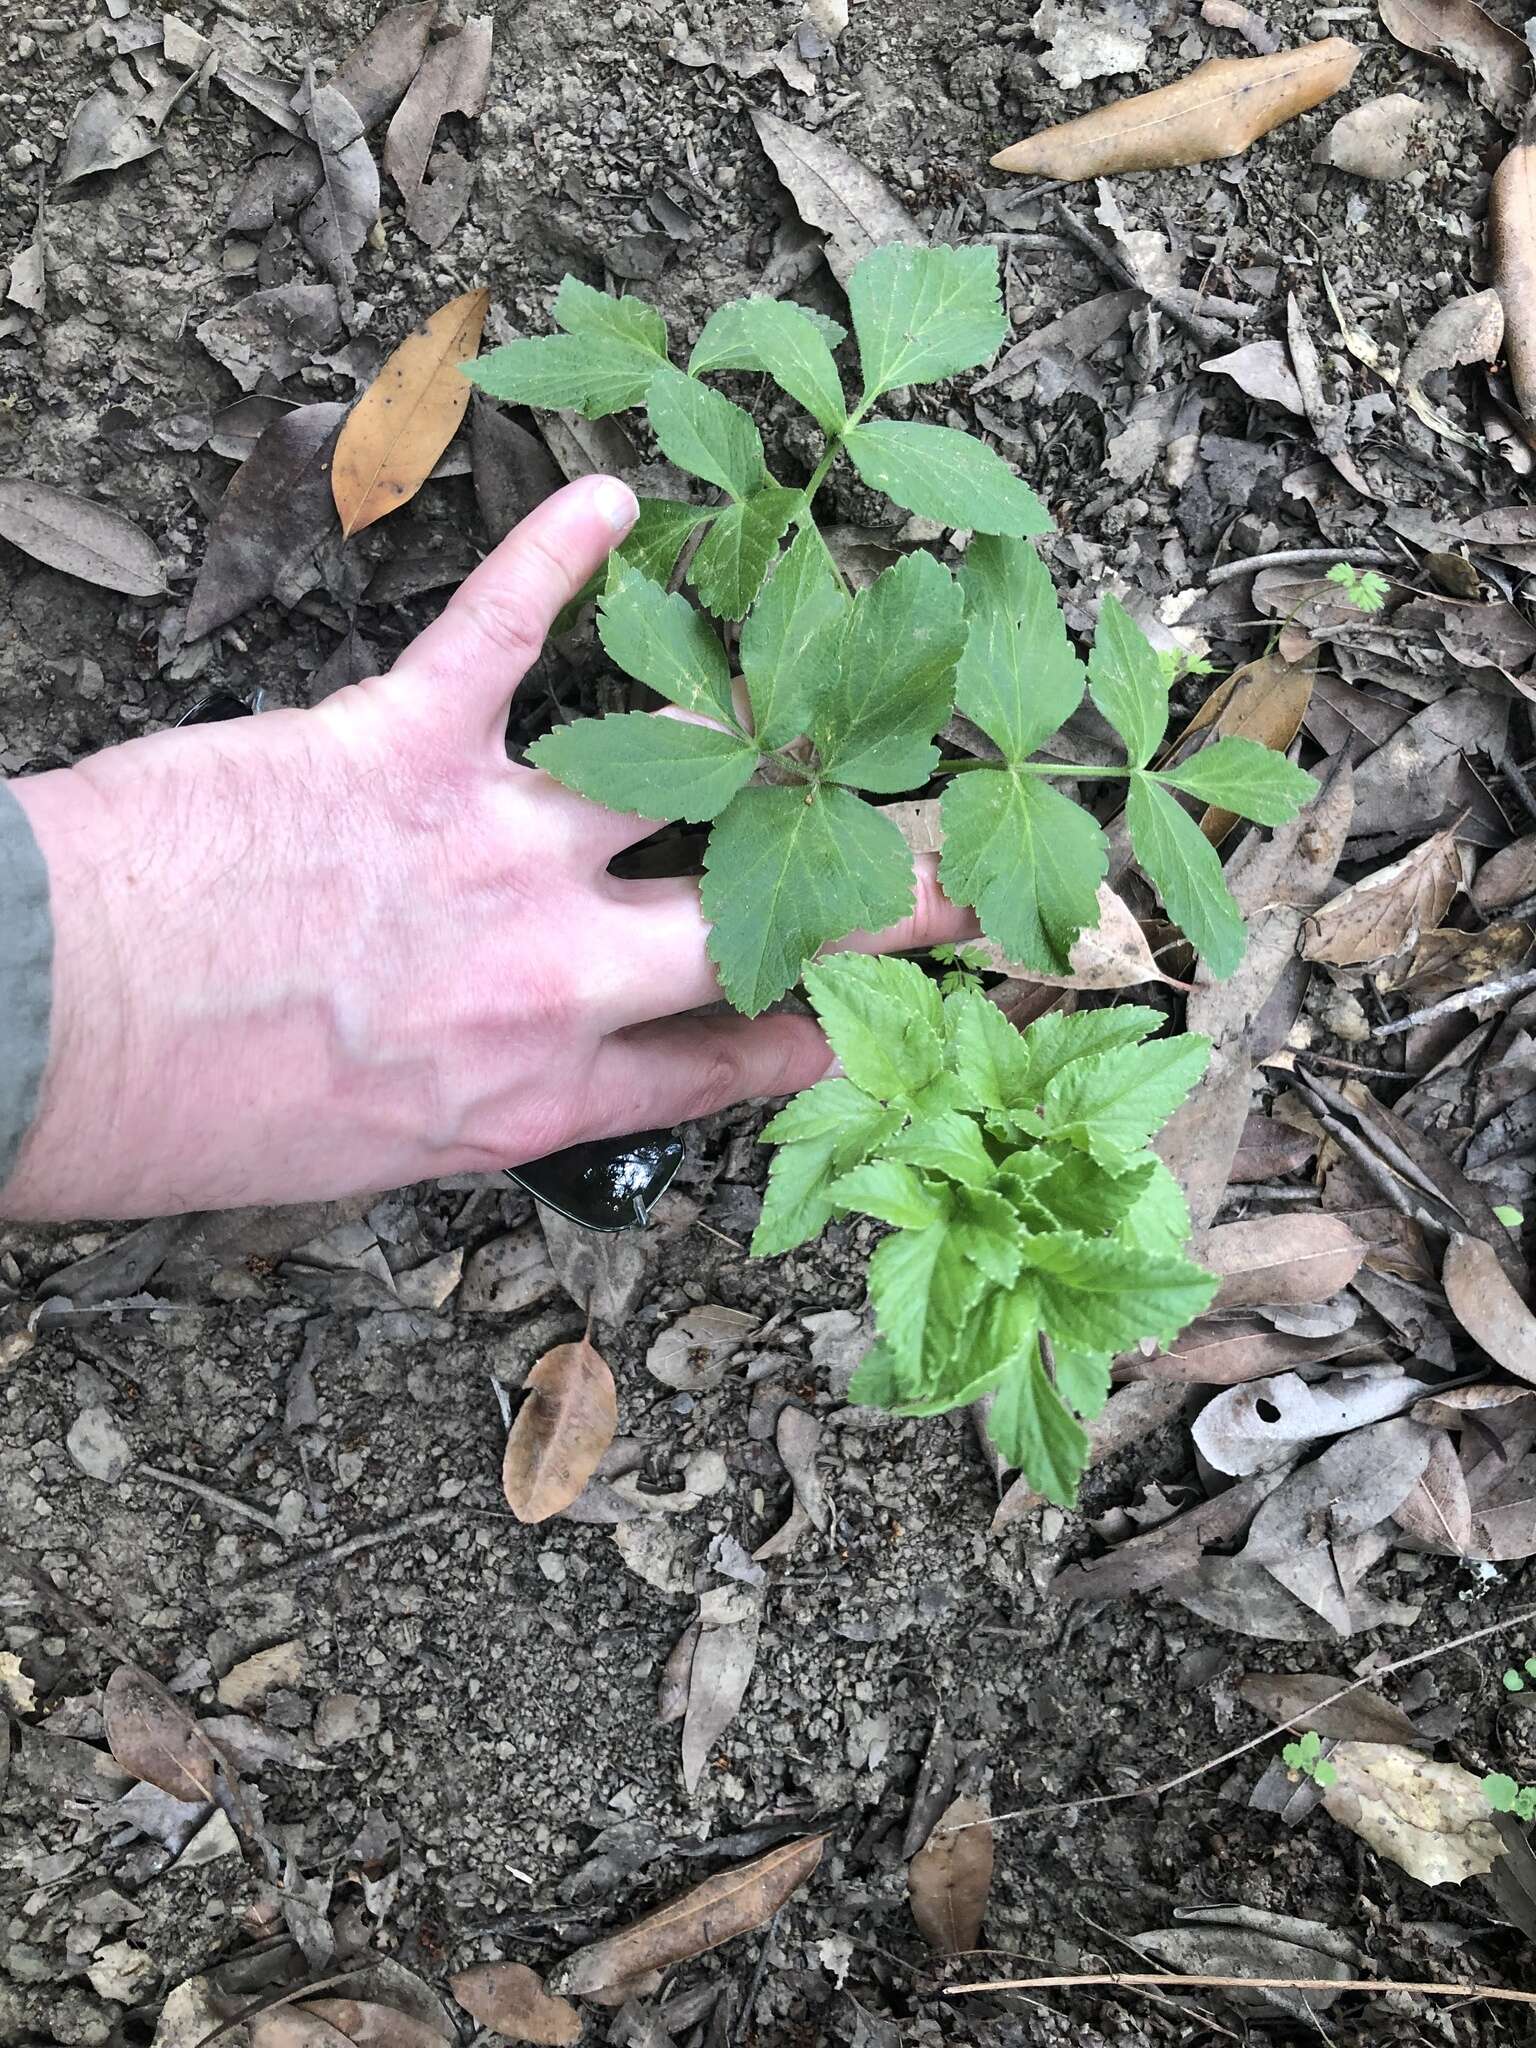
{"left": 103, "top": 1665, "right": 214, "bottom": 1805}
{"left": 1162, "top": 651, "right": 1314, "bottom": 845}
{"left": 1493, "top": 110, "right": 1536, "bottom": 423}
{"left": 680, "top": 1582, "right": 761, "bottom": 1794}
{"left": 331, "top": 288, "right": 487, "bottom": 537}
{"left": 1239, "top": 1672, "right": 1424, "bottom": 1744}
{"left": 551, "top": 1833, "right": 826, "bottom": 1997}
{"left": 1200, "top": 1215, "right": 1368, "bottom": 1310}
{"left": 251, "top": 2015, "right": 354, "bottom": 2048}
{"left": 1392, "top": 1427, "right": 1474, "bottom": 1552}
{"left": 1378, "top": 0, "right": 1528, "bottom": 124}
{"left": 1321, "top": 1743, "right": 1508, "bottom": 1883}
{"left": 0, "top": 479, "right": 167, "bottom": 598}
{"left": 1412, "top": 1380, "right": 1534, "bottom": 1426}
{"left": 448, "top": 1964, "right": 581, "bottom": 2046}
{"left": 1402, "top": 289, "right": 1505, "bottom": 391}
{"left": 993, "top": 1382, "right": 1185, "bottom": 1527}
{"left": 502, "top": 1337, "right": 618, "bottom": 1524}
{"left": 1301, "top": 827, "right": 1464, "bottom": 968}
{"left": 1201, "top": 338, "right": 1305, "bottom": 414}
{"left": 908, "top": 1794, "right": 993, "bottom": 1954}
{"left": 1473, "top": 832, "right": 1536, "bottom": 913}
{"left": 645, "top": 1305, "right": 759, "bottom": 1391}
{"left": 1383, "top": 919, "right": 1534, "bottom": 998}
{"left": 1131, "top": 1316, "right": 1372, "bottom": 1385}
{"left": 302, "top": 2003, "right": 451, "bottom": 2048}
{"left": 1193, "top": 1367, "right": 1432, "bottom": 1476}
{"left": 1313, "top": 92, "right": 1429, "bottom": 179}
{"left": 991, "top": 38, "right": 1358, "bottom": 179}
{"left": 750, "top": 109, "right": 918, "bottom": 282}
{"left": 1443, "top": 1231, "right": 1536, "bottom": 1383}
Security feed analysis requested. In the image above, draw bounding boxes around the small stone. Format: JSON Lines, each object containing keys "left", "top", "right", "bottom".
{"left": 537, "top": 1551, "right": 567, "bottom": 1584}
{"left": 395, "top": 1246, "right": 464, "bottom": 1310}
{"left": 314, "top": 1693, "right": 381, "bottom": 1748}
{"left": 175, "top": 1808, "right": 240, "bottom": 1869}
{"left": 66, "top": 1406, "right": 132, "bottom": 1484}
{"left": 86, "top": 1940, "right": 158, "bottom": 2004}
{"left": 1323, "top": 987, "right": 1372, "bottom": 1044}
{"left": 217, "top": 1638, "right": 307, "bottom": 1710}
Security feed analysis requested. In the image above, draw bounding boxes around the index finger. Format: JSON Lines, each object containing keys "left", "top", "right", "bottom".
{"left": 384, "top": 475, "right": 638, "bottom": 745}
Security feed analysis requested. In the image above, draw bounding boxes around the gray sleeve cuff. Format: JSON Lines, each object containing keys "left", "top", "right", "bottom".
{"left": 0, "top": 780, "right": 53, "bottom": 1190}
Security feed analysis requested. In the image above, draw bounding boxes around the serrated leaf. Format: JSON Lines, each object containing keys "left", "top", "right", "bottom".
{"left": 754, "top": 1087, "right": 905, "bottom": 1255}
{"left": 814, "top": 551, "right": 965, "bottom": 792}
{"left": 843, "top": 421, "right": 1051, "bottom": 538}
{"left": 879, "top": 1110, "right": 996, "bottom": 1188}
{"left": 1033, "top": 1152, "right": 1158, "bottom": 1234}
{"left": 847, "top": 243, "right": 1007, "bottom": 398}
{"left": 647, "top": 364, "right": 767, "bottom": 500}
{"left": 988, "top": 1351, "right": 1088, "bottom": 1505}
{"left": 949, "top": 1184, "right": 1025, "bottom": 1285}
{"left": 702, "top": 784, "right": 916, "bottom": 1015}
{"left": 868, "top": 1216, "right": 985, "bottom": 1398}
{"left": 1119, "top": 1155, "right": 1192, "bottom": 1256}
{"left": 761, "top": 1074, "right": 886, "bottom": 1145}
{"left": 740, "top": 525, "right": 848, "bottom": 749}
{"left": 690, "top": 298, "right": 847, "bottom": 433}
{"left": 1002, "top": 1004, "right": 1163, "bottom": 1096}
{"left": 622, "top": 498, "right": 712, "bottom": 584}
{"left": 945, "top": 987, "right": 1037, "bottom": 1112}
{"left": 1088, "top": 593, "right": 1168, "bottom": 767}
{"left": 1051, "top": 1348, "right": 1112, "bottom": 1420}
{"left": 554, "top": 275, "right": 669, "bottom": 359}
{"left": 688, "top": 483, "right": 800, "bottom": 619}
{"left": 1019, "top": 1229, "right": 1217, "bottom": 1353}
{"left": 828, "top": 1160, "right": 944, "bottom": 1229}
{"left": 956, "top": 536, "right": 1086, "bottom": 760}
{"left": 1159, "top": 736, "right": 1319, "bottom": 823}
{"left": 528, "top": 713, "right": 756, "bottom": 823}
{"left": 466, "top": 332, "right": 660, "bottom": 419}
{"left": 802, "top": 951, "right": 945, "bottom": 1102}
{"left": 938, "top": 769, "right": 1107, "bottom": 972}
{"left": 1041, "top": 1034, "right": 1210, "bottom": 1171}
{"left": 1126, "top": 771, "right": 1246, "bottom": 977}
{"left": 597, "top": 562, "right": 737, "bottom": 723}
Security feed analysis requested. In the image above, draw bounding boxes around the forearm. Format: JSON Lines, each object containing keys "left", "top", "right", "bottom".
{"left": 0, "top": 779, "right": 53, "bottom": 1202}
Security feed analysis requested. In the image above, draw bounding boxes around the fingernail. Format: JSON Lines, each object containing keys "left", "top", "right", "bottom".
{"left": 594, "top": 477, "right": 638, "bottom": 536}
{"left": 822, "top": 1055, "right": 844, "bottom": 1081}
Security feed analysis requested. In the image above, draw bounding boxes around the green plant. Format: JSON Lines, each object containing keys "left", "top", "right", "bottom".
{"left": 1502, "top": 1657, "right": 1536, "bottom": 1691}
{"left": 1282, "top": 1729, "right": 1337, "bottom": 1788}
{"left": 1484, "top": 1773, "right": 1536, "bottom": 1821}
{"left": 467, "top": 248, "right": 1318, "bottom": 1016}
{"left": 1325, "top": 561, "right": 1390, "bottom": 613}
{"left": 1496, "top": 1205, "right": 1525, "bottom": 1229}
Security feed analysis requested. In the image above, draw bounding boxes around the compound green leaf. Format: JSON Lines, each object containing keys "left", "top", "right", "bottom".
{"left": 827, "top": 1160, "right": 943, "bottom": 1229}
{"left": 1032, "top": 1152, "right": 1158, "bottom": 1235}
{"left": 527, "top": 712, "right": 756, "bottom": 824}
{"left": 801, "top": 951, "right": 945, "bottom": 1105}
{"left": 1052, "top": 1348, "right": 1112, "bottom": 1420}
{"left": 847, "top": 243, "right": 1007, "bottom": 398}
{"left": 1041, "top": 1035, "right": 1211, "bottom": 1172}
{"left": 688, "top": 483, "right": 800, "bottom": 619}
{"left": 999, "top": 1005, "right": 1163, "bottom": 1098}
{"left": 597, "top": 562, "right": 736, "bottom": 723}
{"left": 1126, "top": 771, "right": 1246, "bottom": 978}
{"left": 553, "top": 276, "right": 669, "bottom": 359}
{"left": 702, "top": 784, "right": 915, "bottom": 1015}
{"left": 1019, "top": 1229, "right": 1217, "bottom": 1354}
{"left": 868, "top": 1216, "right": 985, "bottom": 1399}
{"left": 938, "top": 768, "right": 1107, "bottom": 973}
{"left": 986, "top": 1342, "right": 1087, "bottom": 1507}
{"left": 1088, "top": 594, "right": 1168, "bottom": 767}
{"left": 879, "top": 1109, "right": 996, "bottom": 1189}
{"left": 956, "top": 536, "right": 1086, "bottom": 761}
{"left": 949, "top": 1184, "right": 1025, "bottom": 1286}
{"left": 465, "top": 332, "right": 660, "bottom": 419}
{"left": 621, "top": 498, "right": 711, "bottom": 584}
{"left": 1159, "top": 736, "right": 1319, "bottom": 823}
{"left": 944, "top": 986, "right": 1036, "bottom": 1112}
{"left": 814, "top": 551, "right": 965, "bottom": 792}
{"left": 689, "top": 298, "right": 847, "bottom": 433}
{"left": 753, "top": 1080, "right": 905, "bottom": 1255}
{"left": 646, "top": 364, "right": 766, "bottom": 500}
{"left": 843, "top": 421, "right": 1051, "bottom": 538}
{"left": 740, "top": 525, "right": 848, "bottom": 749}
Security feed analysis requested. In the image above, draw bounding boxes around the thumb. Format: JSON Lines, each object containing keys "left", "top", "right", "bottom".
{"left": 385, "top": 474, "right": 638, "bottom": 744}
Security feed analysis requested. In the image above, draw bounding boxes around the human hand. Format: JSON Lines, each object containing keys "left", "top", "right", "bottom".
{"left": 4, "top": 476, "right": 976, "bottom": 1222}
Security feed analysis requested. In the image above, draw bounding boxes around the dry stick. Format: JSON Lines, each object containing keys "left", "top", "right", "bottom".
{"left": 230, "top": 1506, "right": 459, "bottom": 1592}
{"left": 1205, "top": 545, "right": 1398, "bottom": 586}
{"left": 192, "top": 1966, "right": 372, "bottom": 2048}
{"left": 136, "top": 1461, "right": 291, "bottom": 1539}
{"left": 944, "top": 1598, "right": 1536, "bottom": 1837}
{"left": 1046, "top": 198, "right": 1232, "bottom": 351}
{"left": 1373, "top": 965, "right": 1536, "bottom": 1039}
{"left": 945, "top": 1972, "right": 1536, "bottom": 2007}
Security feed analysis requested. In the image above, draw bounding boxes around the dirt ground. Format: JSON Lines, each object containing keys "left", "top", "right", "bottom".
{"left": 2, "top": 0, "right": 1534, "bottom": 2043}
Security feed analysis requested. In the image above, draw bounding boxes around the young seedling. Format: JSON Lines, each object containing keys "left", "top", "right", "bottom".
{"left": 1483, "top": 1773, "right": 1536, "bottom": 1821}
{"left": 1325, "top": 561, "right": 1391, "bottom": 613}
{"left": 1282, "top": 1729, "right": 1337, "bottom": 1788}
{"left": 1502, "top": 1656, "right": 1536, "bottom": 1691}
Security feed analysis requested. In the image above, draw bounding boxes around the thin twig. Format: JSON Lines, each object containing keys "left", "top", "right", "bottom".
{"left": 945, "top": 1971, "right": 1536, "bottom": 2007}
{"left": 0, "top": 1543, "right": 138, "bottom": 1665}
{"left": 1046, "top": 198, "right": 1231, "bottom": 349}
{"left": 1502, "top": 749, "right": 1536, "bottom": 830}
{"left": 1372, "top": 965, "right": 1536, "bottom": 1039}
{"left": 1287, "top": 1088, "right": 1427, "bottom": 1227}
{"left": 1205, "top": 545, "right": 1398, "bottom": 587}
{"left": 230, "top": 1507, "right": 459, "bottom": 1591}
{"left": 1294, "top": 1049, "right": 1418, "bottom": 1080}
{"left": 945, "top": 1599, "right": 1536, "bottom": 1836}
{"left": 136, "top": 1462, "right": 291, "bottom": 1538}
{"left": 193, "top": 1966, "right": 372, "bottom": 2048}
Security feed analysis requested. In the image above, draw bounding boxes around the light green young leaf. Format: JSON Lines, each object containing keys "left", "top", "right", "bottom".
{"left": 986, "top": 1345, "right": 1087, "bottom": 1506}
{"left": 465, "top": 333, "right": 659, "bottom": 419}
{"left": 1126, "top": 772, "right": 1246, "bottom": 978}
{"left": 1088, "top": 594, "right": 1168, "bottom": 768}
{"left": 646, "top": 364, "right": 766, "bottom": 500}
{"left": 1019, "top": 1229, "right": 1218, "bottom": 1353}
{"left": 553, "top": 276, "right": 669, "bottom": 359}
{"left": 527, "top": 712, "right": 756, "bottom": 824}
{"left": 827, "top": 1160, "right": 943, "bottom": 1229}
{"left": 621, "top": 498, "right": 712, "bottom": 585}
{"left": 688, "top": 483, "right": 800, "bottom": 619}
{"left": 597, "top": 562, "right": 737, "bottom": 723}
{"left": 690, "top": 298, "right": 847, "bottom": 433}
{"left": 702, "top": 784, "right": 915, "bottom": 1016}
{"left": 753, "top": 1087, "right": 905, "bottom": 1255}
{"left": 761, "top": 1074, "right": 889, "bottom": 1146}
{"left": 944, "top": 986, "right": 1037, "bottom": 1112}
{"left": 1159, "top": 736, "right": 1319, "bottom": 823}
{"left": 843, "top": 421, "right": 1051, "bottom": 538}
{"left": 994, "top": 1163, "right": 1060, "bottom": 1234}
{"left": 1041, "top": 1034, "right": 1211, "bottom": 1171}
{"left": 956, "top": 536, "right": 1086, "bottom": 760}
{"left": 1052, "top": 1348, "right": 1112, "bottom": 1420}
{"left": 868, "top": 1218, "right": 986, "bottom": 1398}
{"left": 1032, "top": 1152, "right": 1158, "bottom": 1235}
{"left": 879, "top": 1110, "right": 997, "bottom": 1189}
{"left": 813, "top": 551, "right": 965, "bottom": 792}
{"left": 801, "top": 951, "right": 945, "bottom": 1104}
{"left": 740, "top": 525, "right": 848, "bottom": 749}
{"left": 1119, "top": 1156, "right": 1193, "bottom": 1257}
{"left": 999, "top": 1005, "right": 1164, "bottom": 1098}
{"left": 938, "top": 769, "right": 1108, "bottom": 972}
{"left": 847, "top": 242, "right": 1007, "bottom": 398}
{"left": 949, "top": 1184, "right": 1025, "bottom": 1286}
{"left": 849, "top": 1336, "right": 1003, "bottom": 1415}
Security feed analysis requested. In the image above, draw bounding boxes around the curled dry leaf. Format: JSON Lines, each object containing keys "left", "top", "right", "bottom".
{"left": 59, "top": 84, "right": 158, "bottom": 184}
{"left": 1313, "top": 93, "right": 1429, "bottom": 180}
{"left": 1167, "top": 650, "right": 1314, "bottom": 846}
{"left": 1193, "top": 1367, "right": 1433, "bottom": 1477}
{"left": 552, "top": 1833, "right": 827, "bottom": 1997}
{"left": 1201, "top": 338, "right": 1304, "bottom": 414}
{"left": 1201, "top": 1216, "right": 1367, "bottom": 1311}
{"left": 1402, "top": 289, "right": 1505, "bottom": 392}
{"left": 0, "top": 478, "right": 166, "bottom": 597}
{"left": 103, "top": 1665, "right": 214, "bottom": 1805}
{"left": 1321, "top": 1743, "right": 1508, "bottom": 1884}
{"left": 331, "top": 288, "right": 488, "bottom": 536}
{"left": 1378, "top": 0, "right": 1528, "bottom": 125}
{"left": 1392, "top": 1427, "right": 1474, "bottom": 1553}
{"left": 502, "top": 1337, "right": 618, "bottom": 1523}
{"left": 383, "top": 19, "right": 493, "bottom": 246}
{"left": 1301, "top": 826, "right": 1464, "bottom": 968}
{"left": 908, "top": 1793, "right": 994, "bottom": 1954}
{"left": 1442, "top": 1231, "right": 1536, "bottom": 1383}
{"left": 1473, "top": 831, "right": 1536, "bottom": 913}
{"left": 333, "top": 2, "right": 441, "bottom": 131}
{"left": 680, "top": 1583, "right": 761, "bottom": 1793}
{"left": 300, "top": 85, "right": 380, "bottom": 290}
{"left": 991, "top": 37, "right": 1359, "bottom": 179}
{"left": 750, "top": 108, "right": 919, "bottom": 282}
{"left": 1492, "top": 109, "right": 1536, "bottom": 423}
{"left": 776, "top": 1403, "right": 829, "bottom": 1531}
{"left": 449, "top": 1963, "right": 580, "bottom": 2046}
{"left": 300, "top": 2003, "right": 452, "bottom": 2048}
